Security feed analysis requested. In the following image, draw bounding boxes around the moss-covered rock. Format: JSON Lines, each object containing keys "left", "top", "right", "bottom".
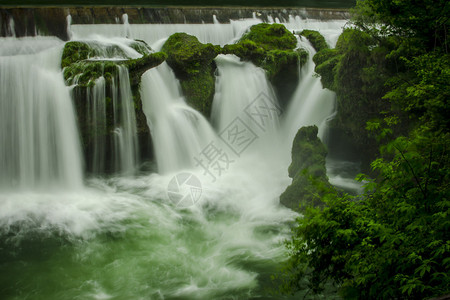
{"left": 61, "top": 41, "right": 92, "bottom": 69}
{"left": 62, "top": 41, "right": 166, "bottom": 87}
{"left": 61, "top": 40, "right": 165, "bottom": 174}
{"left": 222, "top": 23, "right": 308, "bottom": 109}
{"left": 313, "top": 48, "right": 341, "bottom": 90}
{"left": 240, "top": 23, "right": 297, "bottom": 51}
{"left": 312, "top": 28, "right": 396, "bottom": 172}
{"left": 300, "top": 29, "right": 329, "bottom": 52}
{"left": 280, "top": 126, "right": 334, "bottom": 212}
{"left": 161, "top": 32, "right": 219, "bottom": 117}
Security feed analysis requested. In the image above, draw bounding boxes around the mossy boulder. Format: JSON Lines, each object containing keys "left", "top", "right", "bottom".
{"left": 222, "top": 23, "right": 308, "bottom": 109}
{"left": 161, "top": 33, "right": 219, "bottom": 117}
{"left": 61, "top": 40, "right": 165, "bottom": 174}
{"left": 313, "top": 48, "right": 341, "bottom": 90}
{"left": 312, "top": 28, "right": 394, "bottom": 171}
{"left": 280, "top": 126, "right": 334, "bottom": 212}
{"left": 239, "top": 23, "right": 297, "bottom": 51}
{"left": 61, "top": 41, "right": 92, "bottom": 69}
{"left": 300, "top": 29, "right": 329, "bottom": 52}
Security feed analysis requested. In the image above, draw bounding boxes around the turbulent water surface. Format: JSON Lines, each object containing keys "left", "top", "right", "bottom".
{"left": 0, "top": 15, "right": 349, "bottom": 299}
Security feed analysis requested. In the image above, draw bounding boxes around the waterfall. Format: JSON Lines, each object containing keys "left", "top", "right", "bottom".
{"left": 281, "top": 36, "right": 336, "bottom": 144}
{"left": 0, "top": 14, "right": 355, "bottom": 300}
{"left": 0, "top": 37, "right": 83, "bottom": 190}
{"left": 83, "top": 65, "right": 139, "bottom": 175}
{"left": 212, "top": 54, "right": 280, "bottom": 134}
{"left": 140, "top": 63, "right": 216, "bottom": 173}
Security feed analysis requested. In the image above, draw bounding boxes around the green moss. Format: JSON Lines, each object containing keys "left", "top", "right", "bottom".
{"left": 287, "top": 125, "right": 328, "bottom": 178}
{"left": 280, "top": 126, "right": 333, "bottom": 212}
{"left": 63, "top": 52, "right": 166, "bottom": 87}
{"left": 129, "top": 39, "right": 153, "bottom": 56}
{"left": 180, "top": 72, "right": 215, "bottom": 118}
{"left": 222, "top": 40, "right": 266, "bottom": 66}
{"left": 263, "top": 49, "right": 305, "bottom": 79}
{"left": 161, "top": 33, "right": 219, "bottom": 117}
{"left": 300, "top": 29, "right": 329, "bottom": 52}
{"left": 61, "top": 41, "right": 92, "bottom": 69}
{"left": 240, "top": 23, "right": 297, "bottom": 51}
{"left": 313, "top": 49, "right": 341, "bottom": 90}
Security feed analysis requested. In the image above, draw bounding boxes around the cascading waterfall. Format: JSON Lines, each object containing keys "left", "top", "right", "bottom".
{"left": 281, "top": 37, "right": 336, "bottom": 143}
{"left": 140, "top": 62, "right": 216, "bottom": 173}
{"left": 0, "top": 14, "right": 351, "bottom": 300}
{"left": 212, "top": 54, "right": 280, "bottom": 134}
{"left": 0, "top": 37, "right": 83, "bottom": 190}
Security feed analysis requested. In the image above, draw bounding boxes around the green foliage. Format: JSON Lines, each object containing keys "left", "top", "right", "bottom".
{"left": 385, "top": 53, "right": 450, "bottom": 132}
{"left": 283, "top": 129, "right": 450, "bottom": 298}
{"left": 282, "top": 0, "right": 450, "bottom": 298}
{"left": 300, "top": 29, "right": 329, "bottom": 52}
{"left": 352, "top": 0, "right": 449, "bottom": 50}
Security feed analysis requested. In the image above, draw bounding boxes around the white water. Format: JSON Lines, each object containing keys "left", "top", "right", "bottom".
{"left": 0, "top": 37, "right": 83, "bottom": 190}
{"left": 282, "top": 37, "right": 336, "bottom": 144}
{"left": 71, "top": 18, "right": 262, "bottom": 47}
{"left": 0, "top": 15, "right": 350, "bottom": 299}
{"left": 87, "top": 76, "right": 107, "bottom": 173}
{"left": 212, "top": 54, "right": 280, "bottom": 134}
{"left": 112, "top": 65, "right": 139, "bottom": 173}
{"left": 140, "top": 62, "right": 216, "bottom": 173}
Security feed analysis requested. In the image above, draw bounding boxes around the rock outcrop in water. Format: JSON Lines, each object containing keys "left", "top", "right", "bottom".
{"left": 280, "top": 126, "right": 334, "bottom": 212}
{"left": 61, "top": 40, "right": 166, "bottom": 173}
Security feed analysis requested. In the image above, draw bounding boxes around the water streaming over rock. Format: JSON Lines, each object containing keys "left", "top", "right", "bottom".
{"left": 84, "top": 66, "right": 139, "bottom": 174}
